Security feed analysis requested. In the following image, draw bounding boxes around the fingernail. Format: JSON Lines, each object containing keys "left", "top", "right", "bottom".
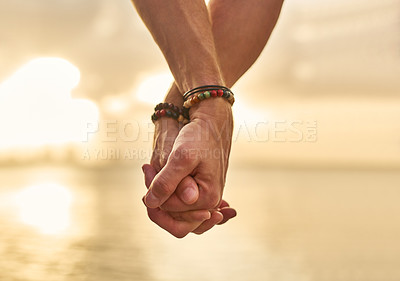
{"left": 141, "top": 165, "right": 145, "bottom": 173}
{"left": 182, "top": 186, "right": 197, "bottom": 204}
{"left": 204, "top": 211, "right": 212, "bottom": 220}
{"left": 145, "top": 191, "right": 160, "bottom": 208}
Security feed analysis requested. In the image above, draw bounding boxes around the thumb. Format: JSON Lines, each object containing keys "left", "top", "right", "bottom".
{"left": 175, "top": 176, "right": 199, "bottom": 205}
{"left": 145, "top": 153, "right": 194, "bottom": 208}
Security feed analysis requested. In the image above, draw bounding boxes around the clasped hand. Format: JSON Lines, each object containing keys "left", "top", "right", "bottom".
{"left": 142, "top": 98, "right": 237, "bottom": 238}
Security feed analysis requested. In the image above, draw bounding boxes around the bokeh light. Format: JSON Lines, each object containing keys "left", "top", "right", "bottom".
{"left": 15, "top": 183, "right": 73, "bottom": 235}
{"left": 135, "top": 72, "right": 173, "bottom": 104}
{"left": 0, "top": 58, "right": 99, "bottom": 149}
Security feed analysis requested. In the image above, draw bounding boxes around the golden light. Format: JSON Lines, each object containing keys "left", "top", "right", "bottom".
{"left": 0, "top": 57, "right": 99, "bottom": 149}
{"left": 135, "top": 72, "right": 173, "bottom": 104}
{"left": 232, "top": 100, "right": 271, "bottom": 142}
{"left": 101, "top": 95, "right": 131, "bottom": 115}
{"left": 234, "top": 100, "right": 269, "bottom": 125}
{"left": 15, "top": 183, "right": 73, "bottom": 235}
{"left": 0, "top": 57, "right": 80, "bottom": 98}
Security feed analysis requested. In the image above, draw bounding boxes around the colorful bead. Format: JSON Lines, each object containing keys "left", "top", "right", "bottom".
{"left": 185, "top": 100, "right": 192, "bottom": 108}
{"left": 179, "top": 86, "right": 235, "bottom": 120}
{"left": 182, "top": 108, "right": 190, "bottom": 119}
{"left": 192, "top": 96, "right": 199, "bottom": 103}
{"left": 152, "top": 102, "right": 189, "bottom": 124}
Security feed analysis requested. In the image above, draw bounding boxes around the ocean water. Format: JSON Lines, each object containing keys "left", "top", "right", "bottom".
{"left": 0, "top": 165, "right": 399, "bottom": 281}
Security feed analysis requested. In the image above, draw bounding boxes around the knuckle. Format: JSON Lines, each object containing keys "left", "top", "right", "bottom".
{"left": 149, "top": 216, "right": 157, "bottom": 225}
{"left": 180, "top": 151, "right": 192, "bottom": 164}
{"left": 151, "top": 148, "right": 170, "bottom": 169}
{"left": 147, "top": 211, "right": 158, "bottom": 225}
{"left": 204, "top": 192, "right": 221, "bottom": 210}
{"left": 159, "top": 201, "right": 172, "bottom": 211}
{"left": 160, "top": 201, "right": 179, "bottom": 212}
{"left": 171, "top": 228, "right": 188, "bottom": 239}
{"left": 171, "top": 213, "right": 185, "bottom": 222}
{"left": 147, "top": 211, "right": 188, "bottom": 238}
{"left": 153, "top": 174, "right": 174, "bottom": 197}
{"left": 172, "top": 144, "right": 195, "bottom": 165}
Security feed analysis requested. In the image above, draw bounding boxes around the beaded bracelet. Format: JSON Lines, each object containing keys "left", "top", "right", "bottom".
{"left": 183, "top": 85, "right": 231, "bottom": 100}
{"left": 151, "top": 102, "right": 189, "bottom": 124}
{"left": 182, "top": 86, "right": 235, "bottom": 117}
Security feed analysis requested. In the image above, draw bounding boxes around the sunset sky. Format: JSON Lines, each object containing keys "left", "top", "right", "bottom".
{"left": 1, "top": 0, "right": 399, "bottom": 168}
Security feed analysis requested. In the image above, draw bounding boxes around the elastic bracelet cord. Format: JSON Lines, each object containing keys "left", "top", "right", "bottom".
{"left": 151, "top": 102, "right": 189, "bottom": 124}
{"left": 182, "top": 86, "right": 235, "bottom": 119}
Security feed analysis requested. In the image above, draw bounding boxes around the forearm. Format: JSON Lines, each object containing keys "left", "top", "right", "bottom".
{"left": 142, "top": 0, "right": 283, "bottom": 236}
{"left": 163, "top": 0, "right": 283, "bottom": 103}
{"left": 132, "top": 0, "right": 224, "bottom": 93}
{"left": 210, "top": 0, "right": 284, "bottom": 87}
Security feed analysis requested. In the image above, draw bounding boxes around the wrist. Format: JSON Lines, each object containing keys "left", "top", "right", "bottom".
{"left": 189, "top": 97, "right": 233, "bottom": 125}
{"left": 182, "top": 76, "right": 225, "bottom": 93}
{"left": 154, "top": 117, "right": 180, "bottom": 130}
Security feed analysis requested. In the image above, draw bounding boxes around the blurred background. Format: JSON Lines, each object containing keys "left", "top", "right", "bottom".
{"left": 0, "top": 0, "right": 400, "bottom": 280}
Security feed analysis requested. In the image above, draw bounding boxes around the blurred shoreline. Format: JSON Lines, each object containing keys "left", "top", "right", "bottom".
{"left": 1, "top": 160, "right": 400, "bottom": 172}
